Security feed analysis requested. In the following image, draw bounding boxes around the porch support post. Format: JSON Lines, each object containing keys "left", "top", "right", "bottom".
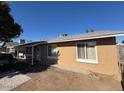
{"left": 32, "top": 46, "right": 34, "bottom": 65}
{"left": 17, "top": 46, "right": 19, "bottom": 59}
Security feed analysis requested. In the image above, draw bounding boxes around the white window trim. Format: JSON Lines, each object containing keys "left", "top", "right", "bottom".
{"left": 47, "top": 44, "right": 58, "bottom": 59}
{"left": 76, "top": 41, "right": 98, "bottom": 64}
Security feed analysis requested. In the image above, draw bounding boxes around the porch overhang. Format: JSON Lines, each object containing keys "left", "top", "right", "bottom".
{"left": 14, "top": 41, "right": 46, "bottom": 65}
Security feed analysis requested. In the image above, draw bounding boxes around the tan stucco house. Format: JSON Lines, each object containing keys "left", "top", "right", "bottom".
{"left": 14, "top": 31, "right": 124, "bottom": 80}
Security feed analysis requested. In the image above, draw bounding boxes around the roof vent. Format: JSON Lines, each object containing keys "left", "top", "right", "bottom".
{"left": 85, "top": 29, "right": 94, "bottom": 33}
{"left": 58, "top": 34, "right": 68, "bottom": 38}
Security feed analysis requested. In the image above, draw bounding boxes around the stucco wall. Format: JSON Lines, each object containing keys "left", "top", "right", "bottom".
{"left": 40, "top": 37, "right": 120, "bottom": 79}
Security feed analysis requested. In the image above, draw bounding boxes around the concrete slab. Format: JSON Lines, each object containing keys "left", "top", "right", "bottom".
{"left": 52, "top": 64, "right": 91, "bottom": 75}
{"left": 0, "top": 74, "right": 31, "bottom": 91}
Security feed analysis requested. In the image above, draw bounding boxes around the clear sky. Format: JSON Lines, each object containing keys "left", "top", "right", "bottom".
{"left": 9, "top": 1, "right": 124, "bottom": 43}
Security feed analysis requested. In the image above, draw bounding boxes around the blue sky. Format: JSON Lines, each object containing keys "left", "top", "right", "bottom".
{"left": 9, "top": 1, "right": 124, "bottom": 43}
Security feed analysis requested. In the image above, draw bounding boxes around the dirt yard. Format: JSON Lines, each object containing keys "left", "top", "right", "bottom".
{"left": 12, "top": 67, "right": 122, "bottom": 91}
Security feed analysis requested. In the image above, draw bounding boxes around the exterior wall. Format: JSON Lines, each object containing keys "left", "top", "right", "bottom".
{"left": 6, "top": 46, "right": 15, "bottom": 53}
{"left": 59, "top": 37, "right": 119, "bottom": 75}
{"left": 42, "top": 37, "right": 120, "bottom": 79}
{"left": 40, "top": 44, "right": 58, "bottom": 64}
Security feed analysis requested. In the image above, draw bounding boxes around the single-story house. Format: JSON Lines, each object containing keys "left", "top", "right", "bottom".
{"left": 6, "top": 42, "right": 19, "bottom": 53}
{"left": 14, "top": 31, "right": 124, "bottom": 80}
{"left": 0, "top": 42, "right": 19, "bottom": 53}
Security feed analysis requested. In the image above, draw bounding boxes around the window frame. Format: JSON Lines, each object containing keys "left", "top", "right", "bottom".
{"left": 47, "top": 44, "right": 58, "bottom": 59}
{"left": 76, "top": 41, "right": 98, "bottom": 64}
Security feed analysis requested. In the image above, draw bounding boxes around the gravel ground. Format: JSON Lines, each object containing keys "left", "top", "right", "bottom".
{"left": 0, "top": 74, "right": 31, "bottom": 91}
{"left": 13, "top": 67, "right": 122, "bottom": 91}
{"left": 0, "top": 62, "right": 49, "bottom": 91}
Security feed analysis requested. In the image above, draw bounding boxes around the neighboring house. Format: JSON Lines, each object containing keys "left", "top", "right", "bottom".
{"left": 2, "top": 42, "right": 19, "bottom": 53}
{"left": 14, "top": 31, "right": 124, "bottom": 80}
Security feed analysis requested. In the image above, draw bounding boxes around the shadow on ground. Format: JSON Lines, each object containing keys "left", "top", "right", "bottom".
{"left": 121, "top": 81, "right": 124, "bottom": 91}
{"left": 0, "top": 62, "right": 51, "bottom": 78}
{"left": 121, "top": 73, "right": 124, "bottom": 91}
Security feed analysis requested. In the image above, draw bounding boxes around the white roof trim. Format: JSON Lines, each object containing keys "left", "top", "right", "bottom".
{"left": 32, "top": 43, "right": 41, "bottom": 47}
{"left": 48, "top": 33, "right": 124, "bottom": 43}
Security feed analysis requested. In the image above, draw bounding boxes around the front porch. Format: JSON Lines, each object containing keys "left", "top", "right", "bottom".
{"left": 14, "top": 41, "right": 44, "bottom": 65}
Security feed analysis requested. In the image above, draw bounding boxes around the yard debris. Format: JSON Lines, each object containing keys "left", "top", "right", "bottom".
{"left": 88, "top": 72, "right": 100, "bottom": 80}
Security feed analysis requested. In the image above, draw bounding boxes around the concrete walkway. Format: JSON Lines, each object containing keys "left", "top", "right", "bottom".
{"left": 0, "top": 73, "right": 31, "bottom": 91}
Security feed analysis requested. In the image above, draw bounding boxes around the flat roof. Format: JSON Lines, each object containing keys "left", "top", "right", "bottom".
{"left": 15, "top": 31, "right": 124, "bottom": 47}
{"left": 47, "top": 31, "right": 124, "bottom": 43}
{"left": 14, "top": 41, "right": 46, "bottom": 47}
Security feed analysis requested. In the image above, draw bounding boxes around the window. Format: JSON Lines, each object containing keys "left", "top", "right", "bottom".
{"left": 47, "top": 44, "right": 58, "bottom": 59}
{"left": 76, "top": 42, "right": 97, "bottom": 64}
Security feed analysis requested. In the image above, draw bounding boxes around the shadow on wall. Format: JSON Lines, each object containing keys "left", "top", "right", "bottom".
{"left": 44, "top": 50, "right": 60, "bottom": 65}
{"left": 57, "top": 37, "right": 116, "bottom": 48}
{"left": 121, "top": 73, "right": 124, "bottom": 90}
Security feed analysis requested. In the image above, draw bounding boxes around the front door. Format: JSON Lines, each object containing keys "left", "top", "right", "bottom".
{"left": 35, "top": 46, "right": 41, "bottom": 61}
